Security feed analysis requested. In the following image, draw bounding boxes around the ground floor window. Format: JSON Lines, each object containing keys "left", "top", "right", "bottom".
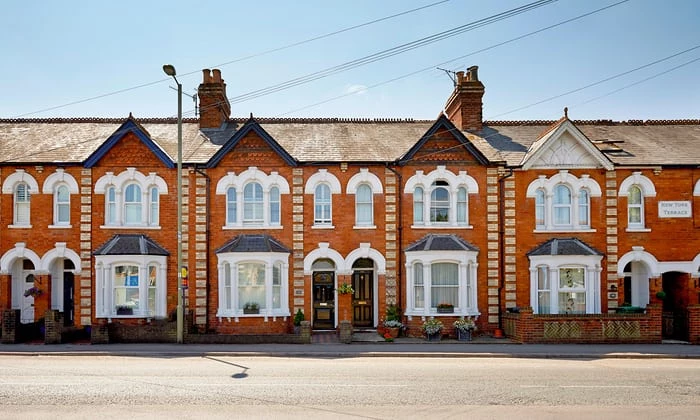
{"left": 529, "top": 257, "right": 602, "bottom": 314}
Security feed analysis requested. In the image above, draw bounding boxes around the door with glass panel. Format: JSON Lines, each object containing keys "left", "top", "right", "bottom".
{"left": 351, "top": 258, "right": 374, "bottom": 328}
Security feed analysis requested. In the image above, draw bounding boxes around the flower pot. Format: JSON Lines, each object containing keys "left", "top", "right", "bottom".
{"left": 243, "top": 308, "right": 259, "bottom": 314}
{"left": 437, "top": 307, "right": 454, "bottom": 314}
{"left": 116, "top": 307, "right": 133, "bottom": 315}
{"left": 387, "top": 327, "right": 400, "bottom": 339}
{"left": 456, "top": 329, "right": 472, "bottom": 342}
{"left": 427, "top": 332, "right": 442, "bottom": 342}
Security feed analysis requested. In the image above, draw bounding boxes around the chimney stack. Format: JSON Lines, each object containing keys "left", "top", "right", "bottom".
{"left": 198, "top": 68, "right": 231, "bottom": 129}
{"left": 444, "top": 65, "right": 485, "bottom": 131}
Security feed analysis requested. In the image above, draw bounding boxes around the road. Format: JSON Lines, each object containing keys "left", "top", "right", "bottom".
{"left": 0, "top": 355, "right": 698, "bottom": 419}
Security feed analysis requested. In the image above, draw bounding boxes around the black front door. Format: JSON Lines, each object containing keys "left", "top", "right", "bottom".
{"left": 352, "top": 270, "right": 373, "bottom": 328}
{"left": 63, "top": 273, "right": 74, "bottom": 326}
{"left": 312, "top": 271, "right": 335, "bottom": 329}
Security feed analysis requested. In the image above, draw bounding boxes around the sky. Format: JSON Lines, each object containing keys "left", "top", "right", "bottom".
{"left": 2, "top": 0, "right": 699, "bottom": 122}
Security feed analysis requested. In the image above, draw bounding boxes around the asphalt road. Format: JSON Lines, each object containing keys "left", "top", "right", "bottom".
{"left": 0, "top": 355, "right": 698, "bottom": 419}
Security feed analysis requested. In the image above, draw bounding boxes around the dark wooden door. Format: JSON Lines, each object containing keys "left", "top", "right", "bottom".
{"left": 63, "top": 273, "right": 74, "bottom": 326}
{"left": 352, "top": 270, "right": 373, "bottom": 328}
{"left": 312, "top": 271, "right": 335, "bottom": 329}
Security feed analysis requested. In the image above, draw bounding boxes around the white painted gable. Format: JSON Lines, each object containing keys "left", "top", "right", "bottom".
{"left": 521, "top": 120, "right": 614, "bottom": 170}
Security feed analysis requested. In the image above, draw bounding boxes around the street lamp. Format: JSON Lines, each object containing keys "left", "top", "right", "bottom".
{"left": 163, "top": 64, "right": 184, "bottom": 344}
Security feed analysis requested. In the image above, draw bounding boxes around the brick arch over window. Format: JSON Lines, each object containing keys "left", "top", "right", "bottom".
{"left": 304, "top": 169, "right": 341, "bottom": 194}
{"left": 303, "top": 243, "right": 346, "bottom": 275}
{"left": 619, "top": 172, "right": 657, "bottom": 197}
{"left": 345, "top": 168, "right": 383, "bottom": 194}
{"left": 0, "top": 243, "right": 42, "bottom": 275}
{"left": 1, "top": 169, "right": 39, "bottom": 194}
{"left": 344, "top": 243, "right": 386, "bottom": 275}
{"left": 42, "top": 169, "right": 79, "bottom": 194}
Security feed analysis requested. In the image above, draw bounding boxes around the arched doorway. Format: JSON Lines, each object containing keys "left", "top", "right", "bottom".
{"left": 661, "top": 271, "right": 691, "bottom": 341}
{"left": 622, "top": 261, "right": 650, "bottom": 307}
{"left": 12, "top": 259, "right": 36, "bottom": 324}
{"left": 311, "top": 258, "right": 335, "bottom": 330}
{"left": 351, "top": 258, "right": 375, "bottom": 328}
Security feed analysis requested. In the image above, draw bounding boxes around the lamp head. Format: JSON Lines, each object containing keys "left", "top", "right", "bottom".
{"left": 162, "top": 64, "right": 177, "bottom": 77}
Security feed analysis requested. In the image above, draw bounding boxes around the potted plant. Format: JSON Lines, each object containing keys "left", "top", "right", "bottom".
{"left": 23, "top": 286, "right": 43, "bottom": 298}
{"left": 243, "top": 302, "right": 260, "bottom": 314}
{"left": 655, "top": 290, "right": 667, "bottom": 300}
{"left": 293, "top": 309, "right": 305, "bottom": 334}
{"left": 453, "top": 316, "right": 477, "bottom": 341}
{"left": 337, "top": 282, "right": 354, "bottom": 294}
{"left": 422, "top": 318, "right": 444, "bottom": 341}
{"left": 437, "top": 302, "right": 454, "bottom": 313}
{"left": 383, "top": 319, "right": 404, "bottom": 339}
{"left": 116, "top": 305, "right": 133, "bottom": 315}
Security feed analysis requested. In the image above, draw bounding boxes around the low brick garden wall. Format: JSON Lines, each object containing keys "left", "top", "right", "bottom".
{"left": 503, "top": 305, "right": 663, "bottom": 344}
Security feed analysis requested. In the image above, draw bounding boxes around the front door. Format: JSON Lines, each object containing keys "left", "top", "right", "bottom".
{"left": 21, "top": 273, "right": 35, "bottom": 324}
{"left": 312, "top": 271, "right": 335, "bottom": 329}
{"left": 352, "top": 270, "right": 373, "bottom": 328}
{"left": 63, "top": 273, "right": 75, "bottom": 326}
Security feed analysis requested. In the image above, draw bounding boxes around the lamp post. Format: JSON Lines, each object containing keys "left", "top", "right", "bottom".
{"left": 163, "top": 64, "right": 184, "bottom": 344}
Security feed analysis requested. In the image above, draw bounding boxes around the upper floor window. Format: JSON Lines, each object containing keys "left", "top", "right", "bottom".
{"left": 14, "top": 182, "right": 31, "bottom": 226}
{"left": 314, "top": 184, "right": 332, "bottom": 225}
{"left": 216, "top": 167, "right": 290, "bottom": 229}
{"left": 94, "top": 168, "right": 167, "bottom": 229}
{"left": 526, "top": 171, "right": 601, "bottom": 232}
{"left": 404, "top": 166, "right": 478, "bottom": 229}
{"left": 2, "top": 169, "right": 40, "bottom": 228}
{"left": 618, "top": 172, "right": 656, "bottom": 232}
{"left": 55, "top": 185, "right": 70, "bottom": 225}
{"left": 355, "top": 184, "right": 373, "bottom": 226}
{"left": 41, "top": 168, "right": 80, "bottom": 228}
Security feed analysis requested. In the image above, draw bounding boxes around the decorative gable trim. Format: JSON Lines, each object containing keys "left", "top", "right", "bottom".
{"left": 399, "top": 115, "right": 489, "bottom": 165}
{"left": 206, "top": 118, "right": 297, "bottom": 168}
{"left": 521, "top": 119, "right": 614, "bottom": 171}
{"left": 84, "top": 117, "right": 175, "bottom": 168}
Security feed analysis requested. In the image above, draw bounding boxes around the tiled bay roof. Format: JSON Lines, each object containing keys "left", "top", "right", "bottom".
{"left": 526, "top": 238, "right": 603, "bottom": 257}
{"left": 216, "top": 234, "right": 291, "bottom": 254}
{"left": 405, "top": 234, "right": 478, "bottom": 252}
{"left": 94, "top": 234, "right": 169, "bottom": 256}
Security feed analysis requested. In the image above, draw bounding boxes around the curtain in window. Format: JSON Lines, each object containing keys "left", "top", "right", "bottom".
{"left": 14, "top": 182, "right": 30, "bottom": 224}
{"left": 355, "top": 184, "right": 373, "bottom": 225}
{"left": 226, "top": 187, "right": 237, "bottom": 224}
{"left": 628, "top": 185, "right": 642, "bottom": 225}
{"left": 56, "top": 185, "right": 70, "bottom": 224}
{"left": 114, "top": 265, "right": 139, "bottom": 311}
{"left": 413, "top": 263, "right": 424, "bottom": 309}
{"left": 558, "top": 268, "right": 585, "bottom": 314}
{"left": 270, "top": 187, "right": 280, "bottom": 225}
{"left": 124, "top": 184, "right": 142, "bottom": 224}
{"left": 535, "top": 189, "right": 545, "bottom": 227}
{"left": 537, "top": 266, "right": 550, "bottom": 314}
{"left": 243, "top": 183, "right": 264, "bottom": 223}
{"left": 413, "top": 187, "right": 424, "bottom": 224}
{"left": 238, "top": 263, "right": 266, "bottom": 309}
{"left": 553, "top": 185, "right": 571, "bottom": 225}
{"left": 314, "top": 184, "right": 331, "bottom": 223}
{"left": 430, "top": 263, "right": 458, "bottom": 307}
{"left": 150, "top": 187, "right": 159, "bottom": 225}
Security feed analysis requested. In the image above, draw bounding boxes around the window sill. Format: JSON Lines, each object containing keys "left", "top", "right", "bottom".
{"left": 217, "top": 310, "right": 290, "bottom": 319}
{"left": 626, "top": 227, "right": 651, "bottom": 233}
{"left": 405, "top": 310, "right": 479, "bottom": 318}
{"left": 533, "top": 228, "right": 596, "bottom": 233}
{"left": 312, "top": 224, "right": 335, "bottom": 229}
{"left": 8, "top": 224, "right": 32, "bottom": 229}
{"left": 100, "top": 225, "right": 161, "bottom": 230}
{"left": 353, "top": 225, "right": 377, "bottom": 230}
{"left": 49, "top": 224, "right": 72, "bottom": 229}
{"left": 411, "top": 225, "right": 473, "bottom": 229}
{"left": 223, "top": 225, "right": 283, "bottom": 230}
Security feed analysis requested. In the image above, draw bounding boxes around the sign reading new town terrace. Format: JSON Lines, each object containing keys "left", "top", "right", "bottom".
{"left": 658, "top": 201, "right": 692, "bottom": 218}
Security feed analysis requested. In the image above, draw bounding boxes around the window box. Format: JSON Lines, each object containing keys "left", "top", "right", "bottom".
{"left": 437, "top": 306, "right": 454, "bottom": 314}
{"left": 243, "top": 308, "right": 259, "bottom": 315}
{"left": 116, "top": 306, "right": 133, "bottom": 315}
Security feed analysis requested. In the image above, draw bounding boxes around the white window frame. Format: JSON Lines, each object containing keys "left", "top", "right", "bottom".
{"left": 354, "top": 183, "right": 374, "bottom": 227}
{"left": 124, "top": 183, "right": 143, "bottom": 225}
{"left": 216, "top": 167, "right": 289, "bottom": 229}
{"left": 94, "top": 168, "right": 167, "bottom": 229}
{"left": 528, "top": 255, "right": 602, "bottom": 314}
{"left": 404, "top": 166, "right": 478, "bottom": 229}
{"left": 346, "top": 168, "right": 382, "bottom": 229}
{"left": 14, "top": 182, "right": 31, "bottom": 226}
{"left": 54, "top": 184, "right": 71, "bottom": 226}
{"left": 3, "top": 169, "right": 39, "bottom": 229}
{"left": 314, "top": 183, "right": 332, "bottom": 226}
{"left": 404, "top": 250, "right": 479, "bottom": 318}
{"left": 42, "top": 169, "right": 80, "bottom": 229}
{"left": 619, "top": 171, "right": 656, "bottom": 232}
{"left": 94, "top": 254, "right": 167, "bottom": 318}
{"left": 526, "top": 170, "right": 601, "bottom": 232}
{"left": 243, "top": 182, "right": 264, "bottom": 225}
{"left": 216, "top": 252, "right": 290, "bottom": 319}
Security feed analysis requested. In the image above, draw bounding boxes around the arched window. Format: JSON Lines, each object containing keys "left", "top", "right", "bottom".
{"left": 456, "top": 187, "right": 467, "bottom": 224}
{"left": 413, "top": 187, "right": 424, "bottom": 224}
{"left": 314, "top": 184, "right": 332, "bottom": 225}
{"left": 270, "top": 186, "right": 280, "bottom": 225}
{"left": 149, "top": 187, "right": 159, "bottom": 225}
{"left": 106, "top": 186, "right": 117, "bottom": 225}
{"left": 553, "top": 184, "right": 571, "bottom": 226}
{"left": 628, "top": 185, "right": 643, "bottom": 228}
{"left": 355, "top": 184, "right": 373, "bottom": 226}
{"left": 243, "top": 182, "right": 264, "bottom": 224}
{"left": 226, "top": 187, "right": 237, "bottom": 224}
{"left": 430, "top": 181, "right": 450, "bottom": 223}
{"left": 14, "top": 182, "right": 30, "bottom": 225}
{"left": 578, "top": 189, "right": 589, "bottom": 227}
{"left": 124, "top": 184, "right": 142, "bottom": 224}
{"left": 535, "top": 189, "right": 545, "bottom": 228}
{"left": 55, "top": 185, "right": 70, "bottom": 225}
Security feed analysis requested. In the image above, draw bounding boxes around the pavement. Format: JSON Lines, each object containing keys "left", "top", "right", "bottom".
{"left": 1, "top": 332, "right": 699, "bottom": 359}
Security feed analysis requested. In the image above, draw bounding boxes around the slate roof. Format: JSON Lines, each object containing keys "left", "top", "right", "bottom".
{"left": 405, "top": 234, "right": 478, "bottom": 252}
{"left": 93, "top": 234, "right": 170, "bottom": 256}
{"left": 216, "top": 234, "right": 291, "bottom": 254}
{"left": 526, "top": 238, "right": 603, "bottom": 257}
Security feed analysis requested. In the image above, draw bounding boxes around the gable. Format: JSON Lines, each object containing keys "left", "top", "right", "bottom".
{"left": 216, "top": 131, "right": 291, "bottom": 168}
{"left": 207, "top": 119, "right": 296, "bottom": 168}
{"left": 400, "top": 116, "right": 489, "bottom": 166}
{"left": 521, "top": 120, "right": 613, "bottom": 170}
{"left": 84, "top": 118, "right": 174, "bottom": 168}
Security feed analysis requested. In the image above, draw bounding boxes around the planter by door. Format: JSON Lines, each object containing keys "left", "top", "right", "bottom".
{"left": 427, "top": 332, "right": 441, "bottom": 342}
{"left": 456, "top": 329, "right": 472, "bottom": 342}
{"left": 387, "top": 327, "right": 400, "bottom": 339}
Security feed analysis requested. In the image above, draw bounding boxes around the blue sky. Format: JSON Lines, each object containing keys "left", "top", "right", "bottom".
{"left": 2, "top": 0, "right": 698, "bottom": 121}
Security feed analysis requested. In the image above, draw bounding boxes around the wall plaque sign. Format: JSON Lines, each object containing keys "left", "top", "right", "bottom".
{"left": 658, "top": 201, "right": 691, "bottom": 218}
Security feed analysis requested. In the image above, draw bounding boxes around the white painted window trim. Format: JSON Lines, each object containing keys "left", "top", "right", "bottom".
{"left": 404, "top": 250, "right": 479, "bottom": 318}
{"left": 95, "top": 168, "right": 167, "bottom": 229}
{"left": 528, "top": 254, "right": 602, "bottom": 314}
{"left": 619, "top": 172, "right": 656, "bottom": 231}
{"left": 216, "top": 252, "right": 290, "bottom": 321}
{"left": 42, "top": 169, "right": 79, "bottom": 228}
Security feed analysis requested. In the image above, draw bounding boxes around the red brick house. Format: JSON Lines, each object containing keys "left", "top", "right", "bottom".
{"left": 1, "top": 66, "right": 698, "bottom": 344}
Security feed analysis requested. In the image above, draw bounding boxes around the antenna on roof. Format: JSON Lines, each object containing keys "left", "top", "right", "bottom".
{"left": 169, "top": 86, "right": 198, "bottom": 117}
{"left": 437, "top": 67, "right": 457, "bottom": 87}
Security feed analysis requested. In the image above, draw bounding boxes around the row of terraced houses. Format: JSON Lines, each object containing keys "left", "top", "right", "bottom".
{"left": 1, "top": 66, "right": 699, "bottom": 344}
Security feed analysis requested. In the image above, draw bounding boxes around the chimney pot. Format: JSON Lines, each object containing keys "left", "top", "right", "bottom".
{"left": 202, "top": 69, "right": 212, "bottom": 84}
{"left": 456, "top": 71, "right": 465, "bottom": 85}
{"left": 212, "top": 69, "right": 222, "bottom": 83}
{"left": 467, "top": 65, "right": 479, "bottom": 82}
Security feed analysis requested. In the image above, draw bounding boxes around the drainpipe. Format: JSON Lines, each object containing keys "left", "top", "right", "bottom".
{"left": 194, "top": 165, "right": 211, "bottom": 333}
{"left": 497, "top": 167, "right": 513, "bottom": 336}
{"left": 386, "top": 164, "right": 403, "bottom": 316}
